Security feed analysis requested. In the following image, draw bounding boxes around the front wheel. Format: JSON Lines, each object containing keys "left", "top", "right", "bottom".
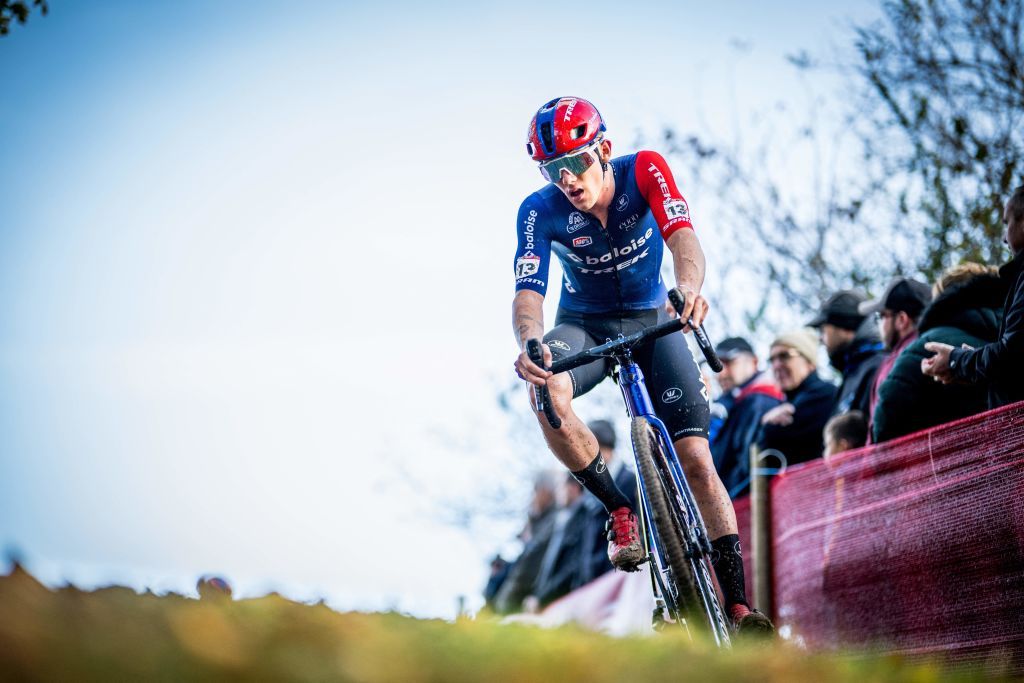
{"left": 632, "top": 417, "right": 730, "bottom": 645}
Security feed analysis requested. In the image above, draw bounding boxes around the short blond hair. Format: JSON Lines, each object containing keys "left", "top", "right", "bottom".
{"left": 933, "top": 262, "right": 999, "bottom": 297}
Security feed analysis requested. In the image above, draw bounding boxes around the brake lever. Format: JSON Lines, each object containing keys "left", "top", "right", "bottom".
{"left": 525, "top": 339, "right": 562, "bottom": 430}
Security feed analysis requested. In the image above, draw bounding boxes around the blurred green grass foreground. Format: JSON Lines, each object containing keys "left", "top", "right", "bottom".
{"left": 0, "top": 565, "right": 1009, "bottom": 682}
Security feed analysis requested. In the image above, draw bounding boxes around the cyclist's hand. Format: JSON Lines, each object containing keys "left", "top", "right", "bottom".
{"left": 670, "top": 286, "right": 710, "bottom": 331}
{"left": 515, "top": 340, "right": 553, "bottom": 387}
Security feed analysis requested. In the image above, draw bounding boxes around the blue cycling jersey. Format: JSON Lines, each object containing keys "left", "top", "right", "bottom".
{"left": 513, "top": 151, "right": 694, "bottom": 313}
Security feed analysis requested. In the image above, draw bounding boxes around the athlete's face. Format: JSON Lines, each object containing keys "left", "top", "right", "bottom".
{"left": 554, "top": 139, "right": 612, "bottom": 212}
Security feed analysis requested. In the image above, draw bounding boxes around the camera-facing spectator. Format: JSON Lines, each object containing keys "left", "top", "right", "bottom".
{"left": 808, "top": 290, "right": 885, "bottom": 417}
{"left": 858, "top": 277, "right": 932, "bottom": 439}
{"left": 757, "top": 329, "right": 837, "bottom": 466}
{"left": 873, "top": 264, "right": 1003, "bottom": 442}
{"left": 923, "top": 185, "right": 1024, "bottom": 409}
{"left": 710, "top": 337, "right": 783, "bottom": 497}
{"left": 823, "top": 411, "right": 868, "bottom": 459}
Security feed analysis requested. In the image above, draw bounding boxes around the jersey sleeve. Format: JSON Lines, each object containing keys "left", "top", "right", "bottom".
{"left": 513, "top": 196, "right": 551, "bottom": 296}
{"left": 634, "top": 150, "right": 694, "bottom": 241}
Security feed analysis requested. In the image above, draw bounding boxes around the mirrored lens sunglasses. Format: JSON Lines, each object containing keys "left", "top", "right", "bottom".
{"left": 537, "top": 141, "right": 602, "bottom": 183}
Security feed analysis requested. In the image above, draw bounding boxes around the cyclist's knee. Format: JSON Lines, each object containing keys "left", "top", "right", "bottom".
{"left": 527, "top": 375, "right": 574, "bottom": 420}
{"left": 675, "top": 437, "right": 716, "bottom": 474}
{"left": 545, "top": 373, "right": 574, "bottom": 411}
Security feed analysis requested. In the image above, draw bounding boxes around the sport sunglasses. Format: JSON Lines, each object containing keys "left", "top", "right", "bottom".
{"left": 537, "top": 140, "right": 602, "bottom": 183}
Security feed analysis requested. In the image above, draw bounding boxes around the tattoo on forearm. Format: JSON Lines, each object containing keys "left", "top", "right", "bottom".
{"left": 514, "top": 313, "right": 544, "bottom": 343}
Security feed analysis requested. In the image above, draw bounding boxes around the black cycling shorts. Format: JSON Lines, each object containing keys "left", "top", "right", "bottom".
{"left": 543, "top": 307, "right": 711, "bottom": 441}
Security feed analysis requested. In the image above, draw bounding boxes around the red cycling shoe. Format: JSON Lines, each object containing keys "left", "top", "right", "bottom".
{"left": 729, "top": 604, "right": 775, "bottom": 638}
{"left": 606, "top": 506, "right": 644, "bottom": 571}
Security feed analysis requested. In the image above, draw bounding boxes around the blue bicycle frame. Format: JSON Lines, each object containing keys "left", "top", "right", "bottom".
{"left": 616, "top": 357, "right": 728, "bottom": 644}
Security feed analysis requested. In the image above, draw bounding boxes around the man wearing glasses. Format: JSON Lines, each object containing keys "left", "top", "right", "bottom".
{"left": 759, "top": 330, "right": 838, "bottom": 465}
{"left": 857, "top": 277, "right": 932, "bottom": 440}
{"left": 510, "top": 97, "right": 771, "bottom": 634}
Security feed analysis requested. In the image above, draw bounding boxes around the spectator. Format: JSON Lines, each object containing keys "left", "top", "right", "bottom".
{"left": 493, "top": 470, "right": 561, "bottom": 613}
{"left": 701, "top": 360, "right": 730, "bottom": 444}
{"left": 758, "top": 329, "right": 837, "bottom": 466}
{"left": 528, "top": 474, "right": 589, "bottom": 609}
{"left": 858, "top": 277, "right": 933, "bottom": 438}
{"left": 196, "top": 575, "right": 232, "bottom": 601}
{"left": 710, "top": 337, "right": 784, "bottom": 498}
{"left": 823, "top": 411, "right": 868, "bottom": 459}
{"left": 577, "top": 419, "right": 637, "bottom": 587}
{"left": 873, "top": 264, "right": 1003, "bottom": 442}
{"left": 923, "top": 186, "right": 1024, "bottom": 408}
{"left": 483, "top": 555, "right": 510, "bottom": 610}
{"left": 808, "top": 290, "right": 885, "bottom": 417}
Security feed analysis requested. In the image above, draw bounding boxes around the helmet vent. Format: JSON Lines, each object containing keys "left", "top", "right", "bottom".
{"left": 539, "top": 122, "right": 554, "bottom": 152}
{"left": 570, "top": 124, "right": 587, "bottom": 140}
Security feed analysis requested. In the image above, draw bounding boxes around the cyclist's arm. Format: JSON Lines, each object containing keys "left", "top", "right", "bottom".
{"left": 513, "top": 290, "right": 545, "bottom": 351}
{"left": 512, "top": 197, "right": 554, "bottom": 384}
{"left": 512, "top": 290, "right": 552, "bottom": 385}
{"left": 666, "top": 228, "right": 706, "bottom": 303}
{"left": 634, "top": 150, "right": 706, "bottom": 325}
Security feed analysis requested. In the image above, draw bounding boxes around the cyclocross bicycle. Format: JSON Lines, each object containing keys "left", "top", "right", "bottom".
{"left": 527, "top": 288, "right": 731, "bottom": 646}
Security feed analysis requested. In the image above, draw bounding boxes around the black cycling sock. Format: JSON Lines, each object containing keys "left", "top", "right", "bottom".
{"left": 710, "top": 534, "right": 749, "bottom": 610}
{"left": 571, "top": 450, "right": 631, "bottom": 513}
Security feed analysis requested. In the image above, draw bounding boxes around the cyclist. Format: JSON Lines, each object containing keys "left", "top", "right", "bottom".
{"left": 512, "top": 96, "right": 772, "bottom": 635}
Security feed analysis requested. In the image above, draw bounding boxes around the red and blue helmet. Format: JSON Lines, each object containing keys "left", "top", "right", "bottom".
{"left": 526, "top": 97, "right": 606, "bottom": 162}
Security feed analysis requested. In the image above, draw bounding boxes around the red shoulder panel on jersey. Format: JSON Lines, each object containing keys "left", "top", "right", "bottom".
{"left": 634, "top": 150, "right": 694, "bottom": 241}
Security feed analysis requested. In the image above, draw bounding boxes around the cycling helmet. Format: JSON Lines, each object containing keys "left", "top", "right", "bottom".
{"left": 526, "top": 97, "right": 606, "bottom": 162}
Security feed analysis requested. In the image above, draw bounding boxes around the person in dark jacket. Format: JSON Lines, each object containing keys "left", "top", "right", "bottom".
{"left": 808, "top": 290, "right": 885, "bottom": 417}
{"left": 758, "top": 329, "right": 838, "bottom": 466}
{"left": 528, "top": 474, "right": 590, "bottom": 609}
{"left": 923, "top": 186, "right": 1024, "bottom": 408}
{"left": 874, "top": 265, "right": 1003, "bottom": 442}
{"left": 858, "top": 276, "right": 932, "bottom": 439}
{"left": 493, "top": 471, "right": 561, "bottom": 613}
{"left": 710, "top": 337, "right": 784, "bottom": 498}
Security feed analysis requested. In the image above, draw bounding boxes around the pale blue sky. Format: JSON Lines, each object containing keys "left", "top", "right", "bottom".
{"left": 0, "top": 0, "right": 877, "bottom": 616}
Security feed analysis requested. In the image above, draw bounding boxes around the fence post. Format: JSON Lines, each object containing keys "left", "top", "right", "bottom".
{"left": 750, "top": 444, "right": 773, "bottom": 620}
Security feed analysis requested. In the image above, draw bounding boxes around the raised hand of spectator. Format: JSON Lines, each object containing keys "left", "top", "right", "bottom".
{"left": 762, "top": 402, "right": 796, "bottom": 426}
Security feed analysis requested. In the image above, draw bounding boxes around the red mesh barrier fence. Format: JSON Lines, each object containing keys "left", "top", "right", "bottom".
{"left": 770, "top": 401, "right": 1024, "bottom": 672}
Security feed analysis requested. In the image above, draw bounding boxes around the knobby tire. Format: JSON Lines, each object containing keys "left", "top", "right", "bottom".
{"left": 631, "top": 417, "right": 703, "bottom": 628}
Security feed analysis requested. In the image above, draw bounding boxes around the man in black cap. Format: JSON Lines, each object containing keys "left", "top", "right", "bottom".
{"left": 857, "top": 277, "right": 932, "bottom": 439}
{"left": 710, "top": 338, "right": 783, "bottom": 497}
{"left": 809, "top": 290, "right": 885, "bottom": 417}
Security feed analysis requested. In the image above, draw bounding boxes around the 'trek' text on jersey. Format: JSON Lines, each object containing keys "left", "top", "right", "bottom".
{"left": 512, "top": 151, "right": 694, "bottom": 313}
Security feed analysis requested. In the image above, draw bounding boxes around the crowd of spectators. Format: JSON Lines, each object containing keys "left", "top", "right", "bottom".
{"left": 485, "top": 420, "right": 635, "bottom": 614}
{"left": 709, "top": 185, "right": 1024, "bottom": 493}
{"left": 487, "top": 186, "right": 1024, "bottom": 611}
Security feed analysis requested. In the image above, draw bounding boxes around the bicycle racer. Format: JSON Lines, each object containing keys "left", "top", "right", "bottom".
{"left": 512, "top": 96, "right": 772, "bottom": 634}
